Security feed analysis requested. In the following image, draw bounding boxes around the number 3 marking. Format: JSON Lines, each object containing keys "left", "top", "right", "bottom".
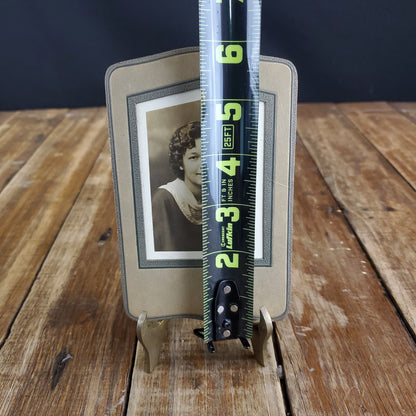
{"left": 216, "top": 207, "right": 240, "bottom": 222}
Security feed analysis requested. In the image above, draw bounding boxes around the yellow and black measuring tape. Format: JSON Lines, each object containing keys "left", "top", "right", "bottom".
{"left": 197, "top": 0, "right": 262, "bottom": 351}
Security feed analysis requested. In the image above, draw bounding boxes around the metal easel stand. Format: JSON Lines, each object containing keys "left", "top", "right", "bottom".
{"left": 136, "top": 306, "right": 273, "bottom": 373}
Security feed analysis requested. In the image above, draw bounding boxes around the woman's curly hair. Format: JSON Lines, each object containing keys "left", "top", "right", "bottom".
{"left": 169, "top": 121, "right": 201, "bottom": 180}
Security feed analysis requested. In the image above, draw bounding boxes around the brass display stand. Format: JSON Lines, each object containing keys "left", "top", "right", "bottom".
{"left": 137, "top": 307, "right": 273, "bottom": 373}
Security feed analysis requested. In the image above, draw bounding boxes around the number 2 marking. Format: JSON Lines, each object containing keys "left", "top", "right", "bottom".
{"left": 216, "top": 253, "right": 239, "bottom": 268}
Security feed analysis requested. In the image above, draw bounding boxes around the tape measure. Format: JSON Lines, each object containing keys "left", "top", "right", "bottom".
{"left": 198, "top": 0, "right": 262, "bottom": 350}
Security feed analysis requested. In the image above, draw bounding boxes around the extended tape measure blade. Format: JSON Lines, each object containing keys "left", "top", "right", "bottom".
{"left": 199, "top": 0, "right": 262, "bottom": 345}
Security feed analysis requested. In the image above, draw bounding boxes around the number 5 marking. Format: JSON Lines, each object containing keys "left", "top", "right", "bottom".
{"left": 216, "top": 103, "right": 241, "bottom": 121}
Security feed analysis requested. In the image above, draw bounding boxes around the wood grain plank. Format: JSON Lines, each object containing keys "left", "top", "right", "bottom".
{"left": 391, "top": 102, "right": 416, "bottom": 122}
{"left": 276, "top": 139, "right": 416, "bottom": 415}
{"left": 127, "top": 318, "right": 287, "bottom": 416}
{"left": 0, "top": 111, "right": 16, "bottom": 126}
{"left": 297, "top": 103, "right": 416, "bottom": 334}
{"left": 0, "top": 108, "right": 108, "bottom": 343}
{"left": 338, "top": 102, "right": 416, "bottom": 189}
{"left": 0, "top": 109, "right": 67, "bottom": 190}
{"left": 0, "top": 144, "right": 136, "bottom": 416}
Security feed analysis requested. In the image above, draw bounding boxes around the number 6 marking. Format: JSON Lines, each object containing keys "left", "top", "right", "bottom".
{"left": 216, "top": 45, "right": 243, "bottom": 64}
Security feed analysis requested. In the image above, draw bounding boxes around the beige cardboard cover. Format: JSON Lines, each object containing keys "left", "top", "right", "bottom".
{"left": 105, "top": 47, "right": 297, "bottom": 322}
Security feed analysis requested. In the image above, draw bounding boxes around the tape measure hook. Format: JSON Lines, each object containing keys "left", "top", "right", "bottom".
{"left": 193, "top": 327, "right": 251, "bottom": 353}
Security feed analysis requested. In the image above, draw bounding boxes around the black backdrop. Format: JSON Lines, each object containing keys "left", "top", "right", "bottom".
{"left": 1, "top": 0, "right": 415, "bottom": 110}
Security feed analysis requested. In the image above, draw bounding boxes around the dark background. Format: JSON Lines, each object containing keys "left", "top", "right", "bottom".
{"left": 1, "top": 0, "right": 415, "bottom": 110}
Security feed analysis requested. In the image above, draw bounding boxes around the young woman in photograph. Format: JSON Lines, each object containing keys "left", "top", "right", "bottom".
{"left": 152, "top": 121, "right": 202, "bottom": 251}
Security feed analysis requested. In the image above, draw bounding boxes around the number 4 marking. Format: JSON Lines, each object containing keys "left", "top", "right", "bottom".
{"left": 216, "top": 157, "right": 240, "bottom": 176}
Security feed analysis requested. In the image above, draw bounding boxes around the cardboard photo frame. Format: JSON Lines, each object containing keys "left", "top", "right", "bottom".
{"left": 105, "top": 47, "right": 297, "bottom": 322}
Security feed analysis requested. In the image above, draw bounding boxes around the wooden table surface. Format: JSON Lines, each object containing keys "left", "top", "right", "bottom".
{"left": 0, "top": 102, "right": 415, "bottom": 415}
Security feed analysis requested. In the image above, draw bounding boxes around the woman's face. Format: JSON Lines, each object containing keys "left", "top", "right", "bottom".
{"left": 182, "top": 138, "right": 202, "bottom": 188}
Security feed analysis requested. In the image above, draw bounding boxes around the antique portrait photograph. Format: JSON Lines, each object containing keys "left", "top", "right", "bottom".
{"left": 133, "top": 88, "right": 203, "bottom": 263}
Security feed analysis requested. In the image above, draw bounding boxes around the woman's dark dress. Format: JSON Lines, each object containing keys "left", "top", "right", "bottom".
{"left": 152, "top": 188, "right": 202, "bottom": 251}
